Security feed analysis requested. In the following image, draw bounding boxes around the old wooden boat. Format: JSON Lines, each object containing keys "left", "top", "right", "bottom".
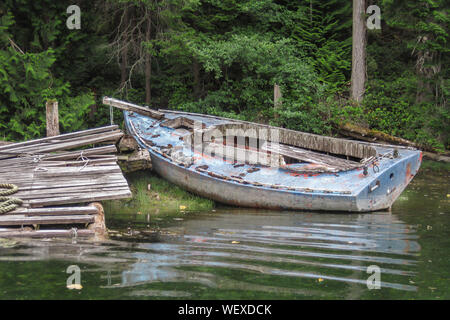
{"left": 104, "top": 97, "right": 422, "bottom": 212}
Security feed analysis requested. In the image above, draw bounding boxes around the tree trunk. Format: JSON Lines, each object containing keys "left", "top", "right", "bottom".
{"left": 193, "top": 58, "right": 201, "bottom": 99}
{"left": 145, "top": 14, "right": 152, "bottom": 105}
{"left": 120, "top": 6, "right": 129, "bottom": 89}
{"left": 350, "top": 0, "right": 367, "bottom": 103}
{"left": 89, "top": 89, "right": 97, "bottom": 121}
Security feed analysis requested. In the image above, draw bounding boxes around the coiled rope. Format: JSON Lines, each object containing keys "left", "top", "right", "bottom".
{"left": 0, "top": 183, "right": 23, "bottom": 214}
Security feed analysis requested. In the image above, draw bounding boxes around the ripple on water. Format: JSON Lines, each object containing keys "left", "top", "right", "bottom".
{"left": 0, "top": 211, "right": 420, "bottom": 298}
{"left": 113, "top": 211, "right": 419, "bottom": 295}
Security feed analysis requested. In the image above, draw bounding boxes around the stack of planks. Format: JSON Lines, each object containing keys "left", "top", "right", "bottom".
{"left": 0, "top": 125, "right": 131, "bottom": 239}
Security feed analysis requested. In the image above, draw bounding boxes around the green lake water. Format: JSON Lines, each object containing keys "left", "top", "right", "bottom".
{"left": 0, "top": 163, "right": 448, "bottom": 299}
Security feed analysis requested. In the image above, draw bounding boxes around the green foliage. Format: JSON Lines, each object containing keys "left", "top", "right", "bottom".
{"left": 154, "top": 0, "right": 330, "bottom": 134}
{"left": 0, "top": 0, "right": 447, "bottom": 151}
{"left": 0, "top": 1, "right": 97, "bottom": 140}
{"left": 330, "top": 73, "right": 449, "bottom": 151}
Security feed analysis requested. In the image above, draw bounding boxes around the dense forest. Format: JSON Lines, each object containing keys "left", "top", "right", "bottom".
{"left": 0, "top": 0, "right": 448, "bottom": 151}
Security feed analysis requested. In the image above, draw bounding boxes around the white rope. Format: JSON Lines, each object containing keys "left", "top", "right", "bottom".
{"left": 76, "top": 150, "right": 90, "bottom": 171}
{"left": 33, "top": 154, "right": 43, "bottom": 163}
{"left": 33, "top": 167, "right": 48, "bottom": 172}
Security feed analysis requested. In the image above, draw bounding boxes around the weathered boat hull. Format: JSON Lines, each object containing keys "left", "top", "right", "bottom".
{"left": 123, "top": 108, "right": 422, "bottom": 212}
{"left": 149, "top": 147, "right": 420, "bottom": 212}
{"left": 151, "top": 151, "right": 355, "bottom": 210}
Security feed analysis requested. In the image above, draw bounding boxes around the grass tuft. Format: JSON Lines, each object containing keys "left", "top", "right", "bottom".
{"left": 103, "top": 170, "right": 215, "bottom": 216}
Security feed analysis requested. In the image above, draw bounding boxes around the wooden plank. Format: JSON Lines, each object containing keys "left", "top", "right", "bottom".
{"left": 103, "top": 96, "right": 164, "bottom": 119}
{"left": 0, "top": 131, "right": 122, "bottom": 158}
{"left": 0, "top": 146, "right": 117, "bottom": 163}
{"left": 46, "top": 100, "right": 60, "bottom": 137}
{"left": 0, "top": 131, "right": 123, "bottom": 156}
{"left": 0, "top": 125, "right": 132, "bottom": 216}
{"left": 0, "top": 229, "right": 95, "bottom": 238}
{"left": 203, "top": 142, "right": 285, "bottom": 167}
{"left": 11, "top": 206, "right": 99, "bottom": 216}
{"left": 16, "top": 186, "right": 131, "bottom": 200}
{"left": 0, "top": 214, "right": 95, "bottom": 226}
{"left": 261, "top": 142, "right": 361, "bottom": 171}
{"left": 0, "top": 166, "right": 123, "bottom": 180}
{"left": 2, "top": 175, "right": 127, "bottom": 188}
{"left": 33, "top": 166, "right": 123, "bottom": 178}
{"left": 37, "top": 158, "right": 118, "bottom": 167}
{"left": 0, "top": 125, "right": 118, "bottom": 151}
{"left": 160, "top": 109, "right": 378, "bottom": 159}
{"left": 29, "top": 190, "right": 132, "bottom": 207}
{"left": 0, "top": 175, "right": 127, "bottom": 188}
{"left": 0, "top": 158, "right": 118, "bottom": 172}
{"left": 43, "top": 145, "right": 117, "bottom": 160}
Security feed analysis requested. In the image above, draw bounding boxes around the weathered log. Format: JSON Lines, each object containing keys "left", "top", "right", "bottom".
{"left": 422, "top": 151, "right": 450, "bottom": 163}
{"left": 118, "top": 149, "right": 152, "bottom": 173}
{"left": 338, "top": 123, "right": 420, "bottom": 148}
{"left": 118, "top": 134, "right": 139, "bottom": 152}
{"left": 337, "top": 122, "right": 450, "bottom": 163}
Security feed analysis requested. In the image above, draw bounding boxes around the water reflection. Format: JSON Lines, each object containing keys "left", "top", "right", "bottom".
{"left": 106, "top": 210, "right": 419, "bottom": 294}
{"left": 0, "top": 210, "right": 421, "bottom": 298}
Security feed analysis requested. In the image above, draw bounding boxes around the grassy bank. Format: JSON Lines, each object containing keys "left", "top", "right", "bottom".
{"left": 103, "top": 170, "right": 215, "bottom": 216}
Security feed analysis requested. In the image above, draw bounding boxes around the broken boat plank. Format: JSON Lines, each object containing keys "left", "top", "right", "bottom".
{"left": 0, "top": 214, "right": 95, "bottom": 226}
{"left": 203, "top": 142, "right": 285, "bottom": 167}
{"left": 261, "top": 142, "right": 361, "bottom": 171}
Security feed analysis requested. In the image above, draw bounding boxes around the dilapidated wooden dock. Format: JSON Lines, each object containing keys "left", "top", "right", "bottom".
{"left": 0, "top": 125, "right": 132, "bottom": 239}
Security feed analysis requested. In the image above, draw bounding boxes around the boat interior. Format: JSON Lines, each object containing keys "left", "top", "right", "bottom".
{"left": 155, "top": 113, "right": 380, "bottom": 174}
